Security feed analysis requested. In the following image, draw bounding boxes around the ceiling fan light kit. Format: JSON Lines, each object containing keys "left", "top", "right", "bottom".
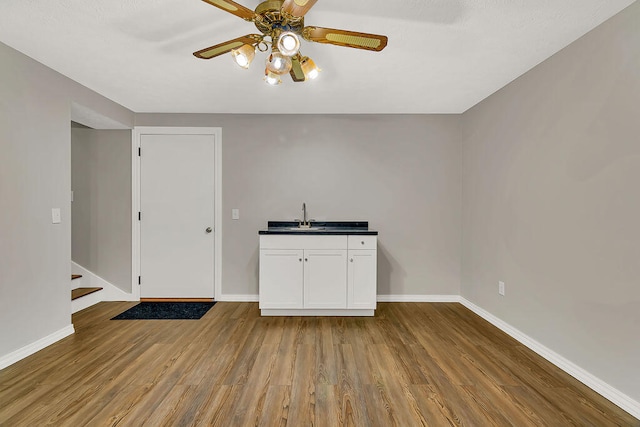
{"left": 195, "top": 0, "right": 388, "bottom": 85}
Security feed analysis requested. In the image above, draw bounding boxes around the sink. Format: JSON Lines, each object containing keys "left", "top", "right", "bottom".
{"left": 286, "top": 227, "right": 326, "bottom": 231}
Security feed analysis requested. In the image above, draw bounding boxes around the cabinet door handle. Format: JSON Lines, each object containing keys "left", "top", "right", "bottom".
{"left": 299, "top": 258, "right": 302, "bottom": 262}
{"left": 350, "top": 258, "right": 354, "bottom": 262}
{"left": 361, "top": 241, "right": 365, "bottom": 245}
{"left": 304, "top": 258, "right": 308, "bottom": 262}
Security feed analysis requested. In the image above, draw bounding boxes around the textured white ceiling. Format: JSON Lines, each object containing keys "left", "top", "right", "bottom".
{"left": 0, "top": 0, "right": 636, "bottom": 114}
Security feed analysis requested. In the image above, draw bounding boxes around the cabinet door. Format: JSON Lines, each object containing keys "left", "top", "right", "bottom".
{"left": 259, "top": 250, "right": 304, "bottom": 309}
{"left": 304, "top": 250, "right": 348, "bottom": 309}
{"left": 347, "top": 250, "right": 377, "bottom": 309}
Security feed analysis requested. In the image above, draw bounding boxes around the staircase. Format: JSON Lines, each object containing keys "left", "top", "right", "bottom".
{"left": 71, "top": 274, "right": 103, "bottom": 313}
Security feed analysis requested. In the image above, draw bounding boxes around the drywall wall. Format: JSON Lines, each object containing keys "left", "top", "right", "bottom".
{"left": 71, "top": 128, "right": 132, "bottom": 293}
{"left": 135, "top": 114, "right": 462, "bottom": 298}
{"left": 461, "top": 2, "right": 640, "bottom": 402}
{"left": 0, "top": 41, "right": 133, "bottom": 359}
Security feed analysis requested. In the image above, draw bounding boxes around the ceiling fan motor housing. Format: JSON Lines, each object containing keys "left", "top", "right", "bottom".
{"left": 254, "top": 0, "right": 304, "bottom": 36}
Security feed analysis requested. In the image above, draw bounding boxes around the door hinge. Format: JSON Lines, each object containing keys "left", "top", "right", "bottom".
{"left": 138, "top": 212, "right": 141, "bottom": 221}
{"left": 138, "top": 276, "right": 141, "bottom": 285}
{"left": 138, "top": 147, "right": 141, "bottom": 156}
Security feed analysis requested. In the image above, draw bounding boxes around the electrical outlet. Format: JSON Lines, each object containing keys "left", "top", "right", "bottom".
{"left": 51, "top": 208, "right": 61, "bottom": 224}
{"left": 498, "top": 281, "right": 505, "bottom": 296}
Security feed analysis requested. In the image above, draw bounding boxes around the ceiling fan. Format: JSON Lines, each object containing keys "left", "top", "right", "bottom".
{"left": 193, "top": 0, "right": 389, "bottom": 85}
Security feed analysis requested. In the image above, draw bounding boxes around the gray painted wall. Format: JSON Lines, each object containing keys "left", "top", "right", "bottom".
{"left": 461, "top": 3, "right": 640, "bottom": 401}
{"left": 136, "top": 114, "right": 463, "bottom": 297}
{"left": 0, "top": 41, "right": 133, "bottom": 358}
{"left": 71, "top": 128, "right": 132, "bottom": 292}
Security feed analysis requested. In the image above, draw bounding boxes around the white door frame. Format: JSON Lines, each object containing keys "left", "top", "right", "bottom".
{"left": 132, "top": 127, "right": 222, "bottom": 300}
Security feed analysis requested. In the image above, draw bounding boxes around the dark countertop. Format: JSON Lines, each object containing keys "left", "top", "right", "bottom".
{"left": 258, "top": 221, "right": 378, "bottom": 235}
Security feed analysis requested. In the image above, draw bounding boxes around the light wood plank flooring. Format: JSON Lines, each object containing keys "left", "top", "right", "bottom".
{"left": 0, "top": 302, "right": 637, "bottom": 426}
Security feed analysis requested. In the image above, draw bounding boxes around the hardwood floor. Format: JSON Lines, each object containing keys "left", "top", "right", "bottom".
{"left": 0, "top": 302, "right": 637, "bottom": 426}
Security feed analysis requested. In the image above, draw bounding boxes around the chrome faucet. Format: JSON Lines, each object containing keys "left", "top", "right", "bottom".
{"left": 295, "top": 202, "right": 311, "bottom": 228}
{"left": 302, "top": 202, "right": 308, "bottom": 227}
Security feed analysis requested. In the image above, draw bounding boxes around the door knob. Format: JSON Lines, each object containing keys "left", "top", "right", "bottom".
{"left": 206, "top": 227, "right": 212, "bottom": 233}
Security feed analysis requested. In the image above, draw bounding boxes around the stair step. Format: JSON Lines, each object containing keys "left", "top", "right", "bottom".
{"left": 71, "top": 287, "right": 103, "bottom": 300}
{"left": 71, "top": 274, "right": 82, "bottom": 280}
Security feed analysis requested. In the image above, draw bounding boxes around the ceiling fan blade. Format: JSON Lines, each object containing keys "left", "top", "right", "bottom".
{"left": 193, "top": 35, "right": 260, "bottom": 59}
{"left": 290, "top": 54, "right": 306, "bottom": 82}
{"left": 281, "top": 0, "right": 318, "bottom": 18}
{"left": 201, "top": 0, "right": 257, "bottom": 21}
{"left": 302, "top": 27, "right": 388, "bottom": 52}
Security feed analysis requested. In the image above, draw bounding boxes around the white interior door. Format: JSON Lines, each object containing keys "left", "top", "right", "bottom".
{"left": 140, "top": 133, "right": 215, "bottom": 298}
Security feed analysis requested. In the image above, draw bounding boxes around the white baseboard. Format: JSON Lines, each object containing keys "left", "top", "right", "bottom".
{"left": 0, "top": 325, "right": 75, "bottom": 370}
{"left": 215, "top": 294, "right": 461, "bottom": 304}
{"left": 377, "top": 294, "right": 461, "bottom": 302}
{"left": 218, "top": 294, "right": 259, "bottom": 302}
{"left": 72, "top": 261, "right": 138, "bottom": 303}
{"left": 459, "top": 297, "right": 640, "bottom": 420}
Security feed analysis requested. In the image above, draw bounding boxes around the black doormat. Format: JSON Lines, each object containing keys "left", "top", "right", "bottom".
{"left": 111, "top": 302, "right": 216, "bottom": 320}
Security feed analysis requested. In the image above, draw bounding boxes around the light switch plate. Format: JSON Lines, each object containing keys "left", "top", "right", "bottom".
{"left": 51, "top": 208, "right": 61, "bottom": 224}
{"left": 498, "top": 281, "right": 505, "bottom": 296}
{"left": 232, "top": 209, "right": 240, "bottom": 220}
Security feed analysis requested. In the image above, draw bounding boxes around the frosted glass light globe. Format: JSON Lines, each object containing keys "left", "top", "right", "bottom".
{"left": 231, "top": 44, "right": 255, "bottom": 69}
{"left": 266, "top": 51, "right": 292, "bottom": 75}
{"left": 264, "top": 70, "right": 282, "bottom": 86}
{"left": 300, "top": 56, "right": 320, "bottom": 80}
{"left": 277, "top": 32, "right": 301, "bottom": 57}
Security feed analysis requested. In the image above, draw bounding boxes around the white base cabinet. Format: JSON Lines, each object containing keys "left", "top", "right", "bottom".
{"left": 259, "top": 249, "right": 303, "bottom": 309}
{"left": 303, "top": 250, "right": 348, "bottom": 309}
{"left": 348, "top": 250, "right": 377, "bottom": 309}
{"left": 259, "top": 234, "right": 377, "bottom": 316}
